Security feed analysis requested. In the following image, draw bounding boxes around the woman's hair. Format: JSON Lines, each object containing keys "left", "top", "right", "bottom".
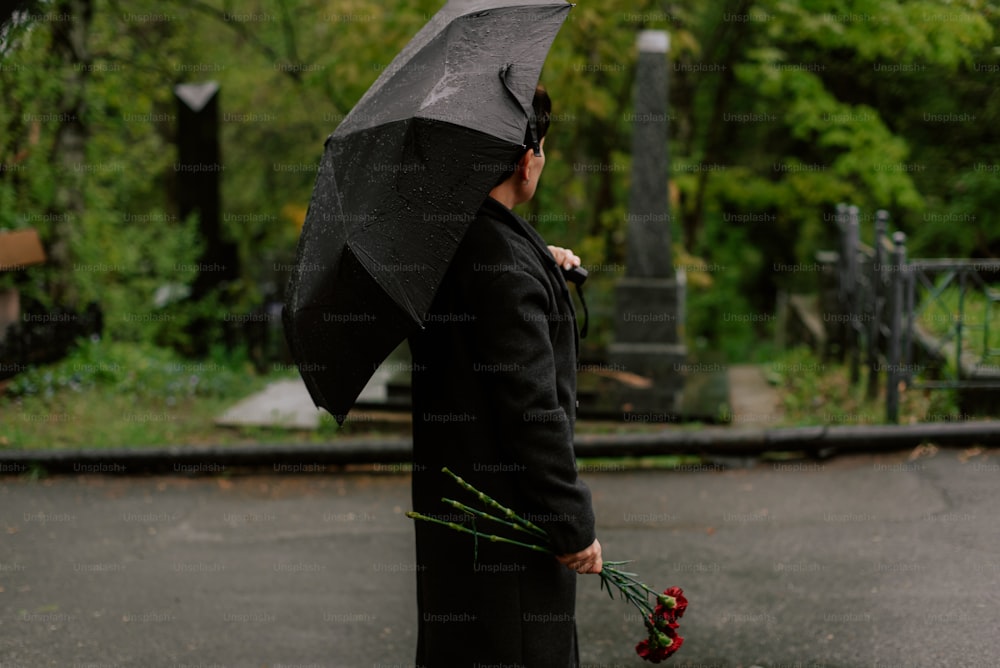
{"left": 494, "top": 85, "right": 551, "bottom": 187}
{"left": 532, "top": 85, "right": 552, "bottom": 144}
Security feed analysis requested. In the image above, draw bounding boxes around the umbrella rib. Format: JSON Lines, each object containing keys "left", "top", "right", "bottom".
{"left": 348, "top": 242, "right": 424, "bottom": 325}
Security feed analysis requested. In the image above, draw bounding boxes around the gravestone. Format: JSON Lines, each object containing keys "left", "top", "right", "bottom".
{"left": 174, "top": 82, "right": 239, "bottom": 298}
{"left": 608, "top": 30, "right": 687, "bottom": 417}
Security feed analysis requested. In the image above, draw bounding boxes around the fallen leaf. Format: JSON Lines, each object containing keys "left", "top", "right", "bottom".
{"left": 909, "top": 444, "right": 939, "bottom": 461}
{"left": 958, "top": 447, "right": 984, "bottom": 463}
{"left": 593, "top": 369, "right": 653, "bottom": 389}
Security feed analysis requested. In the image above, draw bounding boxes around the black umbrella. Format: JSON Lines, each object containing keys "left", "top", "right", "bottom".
{"left": 282, "top": 0, "right": 574, "bottom": 423}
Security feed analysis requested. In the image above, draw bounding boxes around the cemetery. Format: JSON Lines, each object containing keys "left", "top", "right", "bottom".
{"left": 1, "top": 2, "right": 998, "bottom": 666}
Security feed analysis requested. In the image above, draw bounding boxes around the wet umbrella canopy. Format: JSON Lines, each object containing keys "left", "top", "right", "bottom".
{"left": 282, "top": 0, "right": 574, "bottom": 423}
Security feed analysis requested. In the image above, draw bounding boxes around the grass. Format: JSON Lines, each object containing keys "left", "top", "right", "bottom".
{"left": 0, "top": 389, "right": 399, "bottom": 449}
{"left": 576, "top": 455, "right": 712, "bottom": 471}
{"left": 767, "top": 346, "right": 963, "bottom": 426}
{"left": 0, "top": 338, "right": 394, "bottom": 449}
{"left": 917, "top": 284, "right": 1000, "bottom": 370}
{"left": 1, "top": 338, "right": 980, "bottom": 452}
{"left": 4, "top": 390, "right": 248, "bottom": 448}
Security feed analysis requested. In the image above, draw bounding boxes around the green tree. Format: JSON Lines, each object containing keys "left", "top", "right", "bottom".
{"left": 2, "top": 0, "right": 997, "bottom": 362}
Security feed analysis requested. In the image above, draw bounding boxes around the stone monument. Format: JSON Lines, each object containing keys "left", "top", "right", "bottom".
{"left": 174, "top": 81, "right": 239, "bottom": 298}
{"left": 608, "top": 30, "right": 687, "bottom": 417}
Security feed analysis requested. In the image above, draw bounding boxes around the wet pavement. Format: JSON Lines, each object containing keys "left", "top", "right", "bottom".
{"left": 1, "top": 447, "right": 999, "bottom": 668}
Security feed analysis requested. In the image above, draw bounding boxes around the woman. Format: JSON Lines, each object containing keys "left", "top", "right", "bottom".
{"left": 409, "top": 86, "right": 601, "bottom": 667}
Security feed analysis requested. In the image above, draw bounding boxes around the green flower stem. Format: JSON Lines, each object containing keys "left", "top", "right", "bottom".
{"left": 409, "top": 513, "right": 649, "bottom": 616}
{"left": 442, "top": 498, "right": 553, "bottom": 543}
{"left": 409, "top": 473, "right": 669, "bottom": 640}
{"left": 605, "top": 564, "right": 660, "bottom": 598}
{"left": 406, "top": 511, "right": 551, "bottom": 554}
{"left": 600, "top": 566, "right": 656, "bottom": 617}
{"left": 441, "top": 467, "right": 548, "bottom": 538}
{"left": 604, "top": 576, "right": 654, "bottom": 620}
{"left": 602, "top": 574, "right": 647, "bottom": 603}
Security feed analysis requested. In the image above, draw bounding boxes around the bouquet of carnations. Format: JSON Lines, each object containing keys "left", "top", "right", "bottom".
{"left": 407, "top": 467, "right": 687, "bottom": 663}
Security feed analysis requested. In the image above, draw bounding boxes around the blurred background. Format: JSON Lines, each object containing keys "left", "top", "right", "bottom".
{"left": 1, "top": 0, "right": 997, "bottom": 448}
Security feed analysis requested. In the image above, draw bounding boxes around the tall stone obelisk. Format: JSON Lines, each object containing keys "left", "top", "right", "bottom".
{"left": 609, "top": 30, "right": 687, "bottom": 417}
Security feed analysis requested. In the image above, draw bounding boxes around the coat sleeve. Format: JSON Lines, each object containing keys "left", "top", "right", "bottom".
{"left": 470, "top": 268, "right": 596, "bottom": 556}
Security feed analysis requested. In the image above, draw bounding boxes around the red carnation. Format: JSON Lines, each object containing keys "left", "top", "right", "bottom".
{"left": 663, "top": 633, "right": 684, "bottom": 658}
{"left": 636, "top": 638, "right": 670, "bottom": 664}
{"left": 635, "top": 628, "right": 684, "bottom": 664}
{"left": 656, "top": 586, "right": 688, "bottom": 621}
{"left": 652, "top": 603, "right": 676, "bottom": 626}
{"left": 665, "top": 587, "right": 687, "bottom": 617}
{"left": 650, "top": 610, "right": 680, "bottom": 630}
{"left": 636, "top": 638, "right": 656, "bottom": 661}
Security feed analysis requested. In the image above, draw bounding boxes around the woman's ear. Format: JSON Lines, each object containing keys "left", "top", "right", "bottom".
{"left": 517, "top": 149, "right": 533, "bottom": 182}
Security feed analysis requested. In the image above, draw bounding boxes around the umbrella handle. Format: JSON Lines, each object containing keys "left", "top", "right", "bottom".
{"left": 562, "top": 266, "right": 589, "bottom": 339}
{"left": 561, "top": 265, "right": 588, "bottom": 286}
{"left": 499, "top": 63, "right": 541, "bottom": 157}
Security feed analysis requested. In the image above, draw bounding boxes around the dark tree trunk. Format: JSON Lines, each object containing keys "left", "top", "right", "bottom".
{"left": 48, "top": 0, "right": 93, "bottom": 303}
{"left": 686, "top": 0, "right": 752, "bottom": 251}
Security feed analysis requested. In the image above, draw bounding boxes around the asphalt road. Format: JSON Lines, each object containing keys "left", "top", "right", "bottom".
{"left": 1, "top": 447, "right": 998, "bottom": 668}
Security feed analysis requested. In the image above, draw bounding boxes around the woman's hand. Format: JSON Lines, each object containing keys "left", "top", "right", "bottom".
{"left": 548, "top": 245, "right": 581, "bottom": 271}
{"left": 556, "top": 538, "right": 603, "bottom": 574}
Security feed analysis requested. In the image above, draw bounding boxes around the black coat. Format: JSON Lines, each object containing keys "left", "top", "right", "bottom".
{"left": 409, "top": 196, "right": 596, "bottom": 667}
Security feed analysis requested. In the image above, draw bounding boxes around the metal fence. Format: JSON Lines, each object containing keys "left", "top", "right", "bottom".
{"left": 830, "top": 204, "right": 1000, "bottom": 421}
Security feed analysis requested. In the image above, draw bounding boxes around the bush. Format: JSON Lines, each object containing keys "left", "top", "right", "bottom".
{"left": 4, "top": 337, "right": 254, "bottom": 405}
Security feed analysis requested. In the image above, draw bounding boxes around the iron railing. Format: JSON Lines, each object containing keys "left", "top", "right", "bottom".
{"left": 829, "top": 204, "right": 1000, "bottom": 422}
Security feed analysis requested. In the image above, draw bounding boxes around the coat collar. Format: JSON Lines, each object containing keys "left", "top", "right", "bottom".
{"left": 480, "top": 196, "right": 580, "bottom": 357}
{"left": 481, "top": 197, "right": 558, "bottom": 271}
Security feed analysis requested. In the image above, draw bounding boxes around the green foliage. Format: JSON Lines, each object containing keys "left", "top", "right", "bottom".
{"left": 6, "top": 337, "right": 253, "bottom": 403}
{"left": 685, "top": 214, "right": 766, "bottom": 360}
{"left": 1, "top": 1, "right": 205, "bottom": 338}
{"left": 770, "top": 344, "right": 965, "bottom": 424}
{"left": 918, "top": 283, "right": 1000, "bottom": 368}
{"left": 911, "top": 167, "right": 1000, "bottom": 258}
{"left": 1, "top": 0, "right": 997, "bottom": 364}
